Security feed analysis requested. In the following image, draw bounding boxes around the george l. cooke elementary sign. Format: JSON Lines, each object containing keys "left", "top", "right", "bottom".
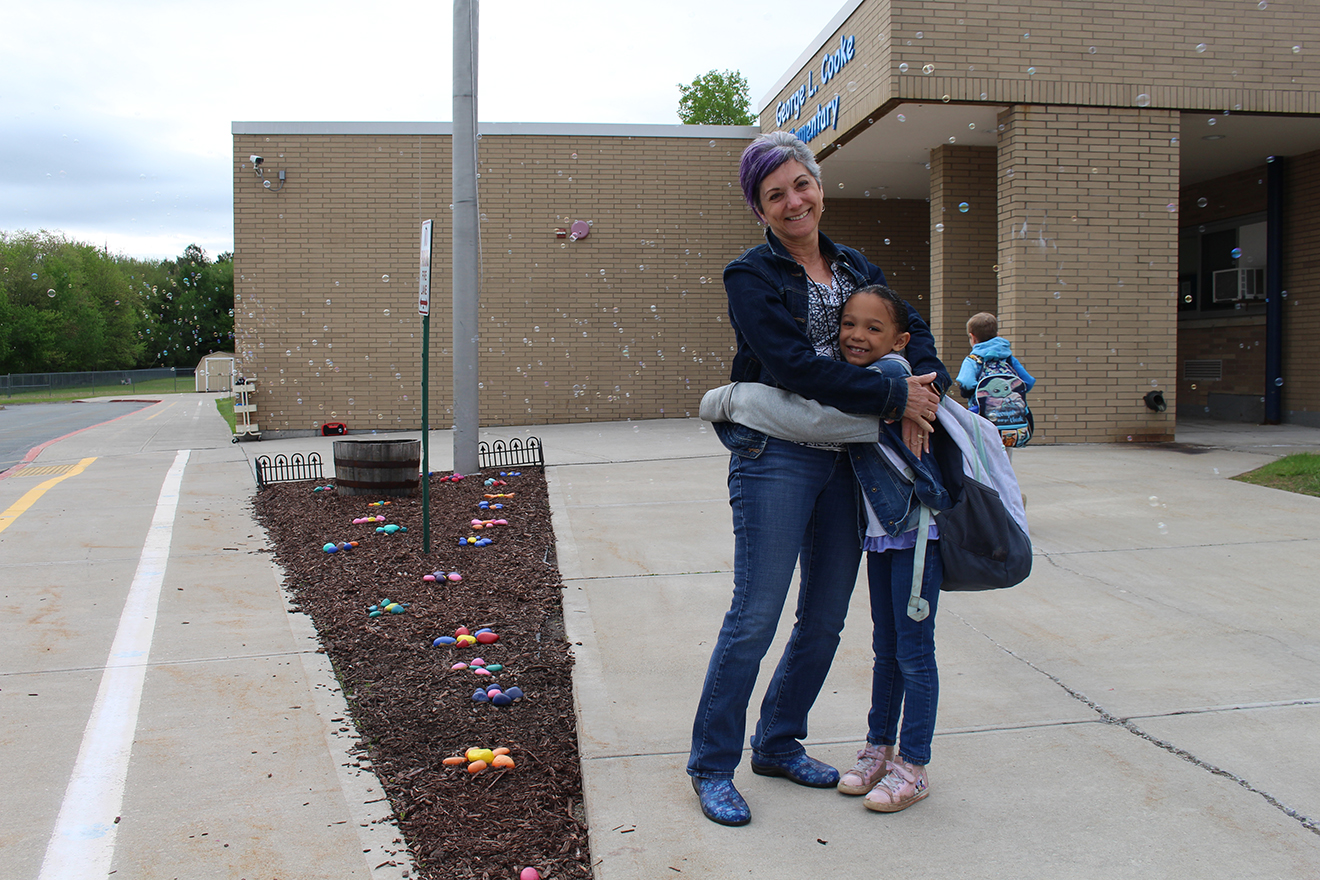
{"left": 774, "top": 33, "right": 855, "bottom": 144}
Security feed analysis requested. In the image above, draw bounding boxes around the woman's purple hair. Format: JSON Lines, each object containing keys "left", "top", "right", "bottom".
{"left": 738, "top": 131, "right": 823, "bottom": 218}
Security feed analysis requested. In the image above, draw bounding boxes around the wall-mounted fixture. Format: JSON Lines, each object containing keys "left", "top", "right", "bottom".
{"left": 249, "top": 155, "right": 286, "bottom": 193}
{"left": 1143, "top": 390, "right": 1167, "bottom": 412}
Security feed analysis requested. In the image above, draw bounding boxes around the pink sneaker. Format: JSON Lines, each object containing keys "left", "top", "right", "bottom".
{"left": 863, "top": 759, "right": 929, "bottom": 812}
{"left": 837, "top": 743, "right": 894, "bottom": 796}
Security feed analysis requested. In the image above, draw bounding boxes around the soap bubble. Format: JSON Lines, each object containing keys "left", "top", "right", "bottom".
{"left": 1197, "top": 197, "right": 1208, "bottom": 207}
{"left": 968, "top": 122, "right": 977, "bottom": 130}
{"left": 922, "top": 64, "right": 935, "bottom": 75}
{"left": 884, "top": 238, "right": 891, "bottom": 245}
{"left": 1207, "top": 117, "right": 1217, "bottom": 125}
{"left": 847, "top": 81, "right": 857, "bottom": 92}
{"left": 899, "top": 63, "right": 909, "bottom": 73}
{"left": 959, "top": 202, "right": 969, "bottom": 212}
{"left": 383, "top": 309, "right": 390, "bottom": 316}
{"left": 1231, "top": 247, "right": 1242, "bottom": 258}
{"left": 1135, "top": 94, "right": 1152, "bottom": 107}
{"left": 915, "top": 31, "right": 923, "bottom": 39}
{"left": 1293, "top": 46, "right": 1302, "bottom": 54}
{"left": 326, "top": 299, "right": 332, "bottom": 306}
{"left": 381, "top": 274, "right": 390, "bottom": 282}
{"left": 935, "top": 223, "right": 945, "bottom": 232}
{"left": 1149, "top": 496, "right": 1160, "bottom": 506}
{"left": 1027, "top": 67, "right": 1036, "bottom": 75}
{"left": 897, "top": 113, "right": 907, "bottom": 122}
{"left": 1167, "top": 203, "right": 1177, "bottom": 212}
{"left": 47, "top": 289, "right": 56, "bottom": 297}
{"left": 1274, "top": 377, "right": 1284, "bottom": 387}
{"left": 1195, "top": 43, "right": 1207, "bottom": 53}
{"left": 1171, "top": 137, "right": 1180, "bottom": 145}
{"left": 1052, "top": 291, "right": 1061, "bottom": 299}
{"left": 31, "top": 273, "right": 38, "bottom": 280}
{"left": 1088, "top": 46, "right": 1097, "bottom": 54}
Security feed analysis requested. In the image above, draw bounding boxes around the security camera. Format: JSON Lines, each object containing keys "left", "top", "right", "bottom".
{"left": 250, "top": 155, "right": 263, "bottom": 166}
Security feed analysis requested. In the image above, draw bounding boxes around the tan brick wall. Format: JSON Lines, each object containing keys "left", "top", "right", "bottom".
{"left": 1283, "top": 148, "right": 1320, "bottom": 425}
{"left": 1177, "top": 319, "right": 1266, "bottom": 413}
{"left": 997, "top": 105, "right": 1180, "bottom": 443}
{"left": 233, "top": 132, "right": 757, "bottom": 433}
{"left": 929, "top": 145, "right": 998, "bottom": 361}
{"left": 820, "top": 197, "right": 931, "bottom": 317}
{"left": 764, "top": 0, "right": 1320, "bottom": 143}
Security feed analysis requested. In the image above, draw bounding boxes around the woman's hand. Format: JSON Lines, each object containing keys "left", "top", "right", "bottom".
{"left": 902, "top": 373, "right": 941, "bottom": 455}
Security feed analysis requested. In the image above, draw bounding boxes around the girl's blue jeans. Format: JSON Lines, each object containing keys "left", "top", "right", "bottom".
{"left": 688, "top": 439, "right": 862, "bottom": 779}
{"left": 866, "top": 543, "right": 942, "bottom": 766}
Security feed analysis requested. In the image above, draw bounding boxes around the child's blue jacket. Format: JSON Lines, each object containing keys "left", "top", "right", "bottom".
{"left": 955, "top": 337, "right": 1036, "bottom": 397}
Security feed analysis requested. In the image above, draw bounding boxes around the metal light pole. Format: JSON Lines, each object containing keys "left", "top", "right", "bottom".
{"left": 452, "top": 0, "right": 481, "bottom": 475}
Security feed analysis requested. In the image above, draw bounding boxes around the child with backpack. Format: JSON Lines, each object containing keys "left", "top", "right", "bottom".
{"left": 956, "top": 313, "right": 1036, "bottom": 451}
{"left": 699, "top": 284, "right": 953, "bottom": 813}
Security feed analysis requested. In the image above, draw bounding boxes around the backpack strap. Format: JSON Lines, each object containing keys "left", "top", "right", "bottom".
{"left": 906, "top": 504, "right": 934, "bottom": 621}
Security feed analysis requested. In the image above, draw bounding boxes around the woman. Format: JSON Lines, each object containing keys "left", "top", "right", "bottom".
{"left": 688, "top": 131, "right": 949, "bottom": 826}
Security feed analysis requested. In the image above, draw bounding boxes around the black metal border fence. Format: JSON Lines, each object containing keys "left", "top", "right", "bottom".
{"left": 479, "top": 437, "right": 544, "bottom": 469}
{"left": 253, "top": 438, "right": 543, "bottom": 489}
{"left": 255, "top": 452, "right": 325, "bottom": 489}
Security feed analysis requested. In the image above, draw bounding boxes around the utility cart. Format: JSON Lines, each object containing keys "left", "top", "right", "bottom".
{"left": 232, "top": 377, "right": 261, "bottom": 442}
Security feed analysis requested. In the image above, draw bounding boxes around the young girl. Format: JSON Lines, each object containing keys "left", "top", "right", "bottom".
{"left": 698, "top": 284, "right": 948, "bottom": 813}
{"left": 833, "top": 285, "right": 944, "bottom": 813}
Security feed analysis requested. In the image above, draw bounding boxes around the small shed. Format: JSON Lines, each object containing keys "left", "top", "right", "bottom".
{"left": 195, "top": 351, "right": 237, "bottom": 392}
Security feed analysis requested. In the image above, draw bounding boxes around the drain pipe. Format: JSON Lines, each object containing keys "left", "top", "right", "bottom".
{"left": 1264, "top": 155, "right": 1285, "bottom": 425}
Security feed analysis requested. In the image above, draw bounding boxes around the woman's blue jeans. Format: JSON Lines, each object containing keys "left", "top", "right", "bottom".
{"left": 688, "top": 439, "right": 863, "bottom": 779}
{"left": 866, "top": 543, "right": 942, "bottom": 766}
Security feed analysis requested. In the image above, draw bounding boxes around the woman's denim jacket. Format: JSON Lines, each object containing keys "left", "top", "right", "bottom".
{"left": 713, "top": 228, "right": 952, "bottom": 537}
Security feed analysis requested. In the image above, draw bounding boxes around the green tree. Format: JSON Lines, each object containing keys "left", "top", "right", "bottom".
{"left": 677, "top": 69, "right": 757, "bottom": 125}
{"left": 0, "top": 232, "right": 233, "bottom": 373}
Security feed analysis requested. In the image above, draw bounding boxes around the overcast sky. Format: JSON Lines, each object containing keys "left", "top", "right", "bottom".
{"left": 2, "top": 0, "right": 845, "bottom": 261}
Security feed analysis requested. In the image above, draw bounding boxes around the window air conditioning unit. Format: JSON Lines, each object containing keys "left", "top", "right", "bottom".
{"left": 1212, "top": 267, "right": 1265, "bottom": 303}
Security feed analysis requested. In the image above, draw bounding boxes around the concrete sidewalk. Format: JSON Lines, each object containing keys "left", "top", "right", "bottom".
{"left": 8, "top": 403, "right": 1319, "bottom": 878}
{"left": 542, "top": 417, "right": 1320, "bottom": 879}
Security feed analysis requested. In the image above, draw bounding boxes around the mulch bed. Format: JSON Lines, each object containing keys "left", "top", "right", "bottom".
{"left": 252, "top": 468, "right": 591, "bottom": 880}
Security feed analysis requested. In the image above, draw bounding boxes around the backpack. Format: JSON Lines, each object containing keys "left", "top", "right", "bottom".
{"left": 930, "top": 396, "right": 1033, "bottom": 592}
{"left": 970, "top": 354, "right": 1033, "bottom": 448}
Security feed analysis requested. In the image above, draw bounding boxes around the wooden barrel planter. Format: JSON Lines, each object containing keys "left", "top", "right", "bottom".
{"left": 332, "top": 439, "right": 421, "bottom": 497}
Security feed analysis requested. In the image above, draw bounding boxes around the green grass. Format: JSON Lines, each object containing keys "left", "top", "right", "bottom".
{"left": 1231, "top": 453, "right": 1320, "bottom": 498}
{"left": 2, "top": 376, "right": 196, "bottom": 404}
{"left": 216, "top": 396, "right": 237, "bottom": 433}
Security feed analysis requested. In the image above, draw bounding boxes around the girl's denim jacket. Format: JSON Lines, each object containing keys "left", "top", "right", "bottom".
{"left": 712, "top": 228, "right": 952, "bottom": 536}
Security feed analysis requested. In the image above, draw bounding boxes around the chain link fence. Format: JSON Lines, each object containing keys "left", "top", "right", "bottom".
{"left": 1, "top": 368, "right": 195, "bottom": 399}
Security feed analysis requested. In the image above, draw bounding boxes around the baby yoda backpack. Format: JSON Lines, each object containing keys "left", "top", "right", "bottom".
{"left": 970, "top": 355, "right": 1033, "bottom": 448}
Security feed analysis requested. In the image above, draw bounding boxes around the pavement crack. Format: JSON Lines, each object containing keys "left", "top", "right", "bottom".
{"left": 950, "top": 610, "right": 1319, "bottom": 837}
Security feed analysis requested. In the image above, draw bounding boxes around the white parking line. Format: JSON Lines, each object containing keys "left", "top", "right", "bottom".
{"left": 38, "top": 449, "right": 191, "bottom": 880}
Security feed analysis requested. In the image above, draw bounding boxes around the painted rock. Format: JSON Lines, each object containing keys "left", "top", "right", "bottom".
{"left": 505, "top": 686, "right": 524, "bottom": 700}
{"left": 491, "top": 693, "right": 513, "bottom": 706}
{"left": 433, "top": 636, "right": 456, "bottom": 646}
{"left": 475, "top": 631, "right": 499, "bottom": 644}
